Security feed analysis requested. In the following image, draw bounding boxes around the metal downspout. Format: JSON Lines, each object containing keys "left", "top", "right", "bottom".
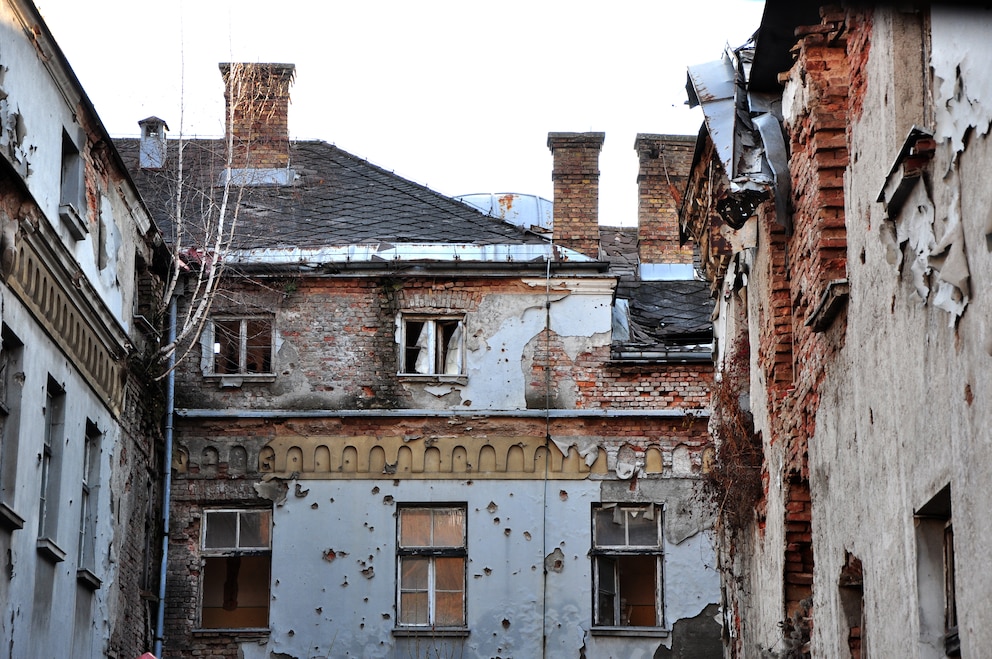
{"left": 153, "top": 296, "right": 177, "bottom": 658}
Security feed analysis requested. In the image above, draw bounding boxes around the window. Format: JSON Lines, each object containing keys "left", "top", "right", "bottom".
{"left": 592, "top": 504, "right": 664, "bottom": 628}
{"left": 37, "top": 377, "right": 66, "bottom": 561}
{"left": 59, "top": 129, "right": 87, "bottom": 240}
{"left": 0, "top": 327, "right": 24, "bottom": 530}
{"left": 209, "top": 317, "right": 273, "bottom": 376}
{"left": 400, "top": 316, "right": 464, "bottom": 376}
{"left": 77, "top": 421, "right": 101, "bottom": 588}
{"left": 201, "top": 508, "right": 271, "bottom": 629}
{"left": 397, "top": 506, "right": 466, "bottom": 628}
{"left": 916, "top": 485, "right": 959, "bottom": 657}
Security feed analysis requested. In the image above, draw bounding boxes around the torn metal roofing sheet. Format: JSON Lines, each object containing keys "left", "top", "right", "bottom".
{"left": 685, "top": 42, "right": 788, "bottom": 229}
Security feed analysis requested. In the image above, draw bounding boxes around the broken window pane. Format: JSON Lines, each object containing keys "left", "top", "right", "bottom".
{"left": 593, "top": 504, "right": 664, "bottom": 628}
{"left": 201, "top": 508, "right": 272, "bottom": 629}
{"left": 401, "top": 317, "right": 465, "bottom": 376}
{"left": 210, "top": 317, "right": 274, "bottom": 376}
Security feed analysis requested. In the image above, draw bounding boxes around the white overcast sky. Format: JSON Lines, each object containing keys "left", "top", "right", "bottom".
{"left": 37, "top": 0, "right": 764, "bottom": 227}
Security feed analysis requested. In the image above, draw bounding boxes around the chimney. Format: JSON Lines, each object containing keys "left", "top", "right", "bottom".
{"left": 634, "top": 134, "right": 695, "bottom": 279}
{"left": 220, "top": 63, "right": 295, "bottom": 176}
{"left": 138, "top": 116, "right": 168, "bottom": 170}
{"left": 548, "top": 132, "right": 604, "bottom": 259}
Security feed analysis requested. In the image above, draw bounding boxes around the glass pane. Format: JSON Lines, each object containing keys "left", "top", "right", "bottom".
{"left": 213, "top": 320, "right": 240, "bottom": 374}
{"left": 400, "top": 509, "right": 432, "bottom": 547}
{"left": 245, "top": 319, "right": 272, "bottom": 373}
{"left": 404, "top": 321, "right": 428, "bottom": 374}
{"left": 435, "top": 590, "right": 464, "bottom": 626}
{"left": 627, "top": 509, "right": 660, "bottom": 547}
{"left": 595, "top": 507, "right": 625, "bottom": 546}
{"left": 434, "top": 557, "right": 465, "bottom": 591}
{"left": 239, "top": 510, "right": 270, "bottom": 548}
{"left": 433, "top": 508, "right": 465, "bottom": 548}
{"left": 400, "top": 592, "right": 429, "bottom": 625}
{"left": 400, "top": 557, "right": 429, "bottom": 590}
{"left": 204, "top": 511, "right": 238, "bottom": 549}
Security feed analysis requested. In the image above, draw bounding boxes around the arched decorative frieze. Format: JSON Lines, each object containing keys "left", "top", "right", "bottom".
{"left": 260, "top": 434, "right": 596, "bottom": 480}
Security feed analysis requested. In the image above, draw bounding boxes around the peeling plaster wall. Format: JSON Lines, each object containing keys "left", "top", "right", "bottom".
{"left": 803, "top": 6, "right": 992, "bottom": 658}
{"left": 235, "top": 477, "right": 718, "bottom": 659}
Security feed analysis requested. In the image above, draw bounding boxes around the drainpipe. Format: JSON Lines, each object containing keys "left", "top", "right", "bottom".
{"left": 153, "top": 296, "right": 177, "bottom": 658}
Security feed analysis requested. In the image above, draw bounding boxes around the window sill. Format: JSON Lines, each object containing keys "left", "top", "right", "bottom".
{"left": 397, "top": 374, "right": 468, "bottom": 385}
{"left": 59, "top": 203, "right": 87, "bottom": 240}
{"left": 591, "top": 626, "right": 669, "bottom": 638}
{"left": 392, "top": 627, "right": 469, "bottom": 638}
{"left": 204, "top": 374, "right": 277, "bottom": 388}
{"left": 0, "top": 502, "right": 25, "bottom": 531}
{"left": 77, "top": 567, "right": 102, "bottom": 590}
{"left": 36, "top": 537, "right": 67, "bottom": 563}
{"left": 192, "top": 628, "right": 270, "bottom": 638}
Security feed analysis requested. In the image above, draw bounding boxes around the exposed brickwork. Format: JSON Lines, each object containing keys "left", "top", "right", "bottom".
{"left": 548, "top": 132, "right": 605, "bottom": 259}
{"left": 220, "top": 63, "right": 295, "bottom": 170}
{"left": 635, "top": 134, "right": 695, "bottom": 265}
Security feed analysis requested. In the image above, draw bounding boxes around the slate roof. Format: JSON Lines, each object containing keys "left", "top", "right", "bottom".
{"left": 114, "top": 138, "right": 550, "bottom": 251}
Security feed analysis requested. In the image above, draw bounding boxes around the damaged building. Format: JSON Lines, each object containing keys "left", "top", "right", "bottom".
{"left": 116, "top": 63, "right": 722, "bottom": 658}
{"left": 0, "top": 0, "right": 167, "bottom": 656}
{"left": 681, "top": 2, "right": 992, "bottom": 657}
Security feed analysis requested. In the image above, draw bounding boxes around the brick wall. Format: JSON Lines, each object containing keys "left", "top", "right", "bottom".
{"left": 548, "top": 132, "right": 605, "bottom": 259}
{"left": 635, "top": 134, "right": 695, "bottom": 265}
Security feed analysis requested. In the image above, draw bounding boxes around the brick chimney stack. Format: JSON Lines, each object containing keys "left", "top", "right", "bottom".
{"left": 634, "top": 134, "right": 695, "bottom": 278}
{"left": 548, "top": 132, "right": 605, "bottom": 259}
{"left": 220, "top": 63, "right": 295, "bottom": 171}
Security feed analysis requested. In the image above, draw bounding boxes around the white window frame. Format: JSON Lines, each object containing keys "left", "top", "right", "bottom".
{"left": 591, "top": 503, "right": 665, "bottom": 630}
{"left": 398, "top": 315, "right": 465, "bottom": 377}
{"left": 396, "top": 505, "right": 467, "bottom": 630}
{"left": 37, "top": 377, "right": 67, "bottom": 563}
{"left": 76, "top": 420, "right": 102, "bottom": 589}
{"left": 206, "top": 315, "right": 275, "bottom": 377}
{"left": 199, "top": 508, "right": 272, "bottom": 630}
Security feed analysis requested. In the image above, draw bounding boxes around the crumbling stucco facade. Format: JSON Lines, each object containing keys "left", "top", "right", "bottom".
{"left": 0, "top": 1, "right": 166, "bottom": 656}
{"left": 120, "top": 62, "right": 723, "bottom": 659}
{"left": 683, "top": 3, "right": 992, "bottom": 657}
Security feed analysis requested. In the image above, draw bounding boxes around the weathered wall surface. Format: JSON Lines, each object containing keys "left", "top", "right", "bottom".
{"left": 808, "top": 6, "right": 992, "bottom": 658}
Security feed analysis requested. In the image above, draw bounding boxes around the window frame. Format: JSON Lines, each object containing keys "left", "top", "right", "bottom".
{"left": 398, "top": 315, "right": 466, "bottom": 378}
{"left": 395, "top": 504, "right": 468, "bottom": 632}
{"left": 76, "top": 420, "right": 102, "bottom": 589}
{"left": 205, "top": 315, "right": 275, "bottom": 378}
{"left": 198, "top": 507, "right": 273, "bottom": 631}
{"left": 0, "top": 326, "right": 24, "bottom": 531}
{"left": 37, "top": 376, "right": 67, "bottom": 563}
{"left": 590, "top": 503, "right": 665, "bottom": 632}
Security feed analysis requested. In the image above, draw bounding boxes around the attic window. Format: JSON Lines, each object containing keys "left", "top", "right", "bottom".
{"left": 400, "top": 316, "right": 464, "bottom": 376}
{"left": 208, "top": 316, "right": 274, "bottom": 376}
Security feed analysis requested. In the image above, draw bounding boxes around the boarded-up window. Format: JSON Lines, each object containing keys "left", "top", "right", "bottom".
{"left": 592, "top": 504, "right": 664, "bottom": 628}
{"left": 397, "top": 506, "right": 466, "bottom": 628}
{"left": 201, "top": 509, "right": 272, "bottom": 629}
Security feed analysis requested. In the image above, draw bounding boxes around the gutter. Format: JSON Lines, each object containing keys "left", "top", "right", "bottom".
{"left": 176, "top": 408, "right": 708, "bottom": 419}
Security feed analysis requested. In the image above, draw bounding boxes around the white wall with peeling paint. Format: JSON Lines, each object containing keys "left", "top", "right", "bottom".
{"left": 240, "top": 477, "right": 718, "bottom": 659}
